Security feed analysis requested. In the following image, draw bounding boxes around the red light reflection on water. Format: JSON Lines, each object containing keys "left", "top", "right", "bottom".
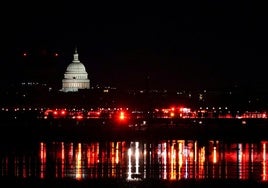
{"left": 76, "top": 143, "right": 82, "bottom": 180}
{"left": 36, "top": 140, "right": 268, "bottom": 181}
{"left": 3, "top": 140, "right": 268, "bottom": 182}
{"left": 40, "top": 142, "right": 46, "bottom": 179}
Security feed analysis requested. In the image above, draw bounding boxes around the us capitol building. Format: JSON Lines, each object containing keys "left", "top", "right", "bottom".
{"left": 60, "top": 48, "right": 90, "bottom": 92}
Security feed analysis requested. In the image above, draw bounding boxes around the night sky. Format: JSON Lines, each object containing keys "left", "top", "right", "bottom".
{"left": 1, "top": 1, "right": 267, "bottom": 90}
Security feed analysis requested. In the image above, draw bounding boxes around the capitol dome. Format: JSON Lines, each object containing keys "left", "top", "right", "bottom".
{"left": 66, "top": 62, "right": 87, "bottom": 73}
{"left": 61, "top": 48, "right": 90, "bottom": 92}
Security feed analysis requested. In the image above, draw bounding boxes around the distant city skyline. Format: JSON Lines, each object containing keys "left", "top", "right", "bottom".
{"left": 1, "top": 1, "right": 267, "bottom": 90}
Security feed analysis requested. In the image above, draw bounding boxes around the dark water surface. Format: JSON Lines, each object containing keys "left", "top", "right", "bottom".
{"left": 1, "top": 139, "right": 268, "bottom": 187}
{"left": 1, "top": 118, "right": 268, "bottom": 187}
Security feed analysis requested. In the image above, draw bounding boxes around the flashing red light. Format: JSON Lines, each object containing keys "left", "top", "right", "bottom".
{"left": 53, "top": 111, "right": 58, "bottom": 115}
{"left": 119, "top": 111, "right": 125, "bottom": 120}
{"left": 114, "top": 110, "right": 130, "bottom": 124}
{"left": 44, "top": 109, "right": 52, "bottom": 116}
{"left": 54, "top": 53, "right": 59, "bottom": 57}
{"left": 60, "top": 110, "right": 66, "bottom": 115}
{"left": 23, "top": 52, "right": 27, "bottom": 57}
{"left": 76, "top": 115, "right": 83, "bottom": 120}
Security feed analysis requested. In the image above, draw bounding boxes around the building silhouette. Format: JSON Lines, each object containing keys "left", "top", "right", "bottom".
{"left": 60, "top": 47, "right": 90, "bottom": 92}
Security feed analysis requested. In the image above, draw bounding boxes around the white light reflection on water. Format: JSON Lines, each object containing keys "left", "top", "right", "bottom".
{"left": 162, "top": 142, "right": 167, "bottom": 179}
{"left": 127, "top": 141, "right": 141, "bottom": 181}
{"left": 143, "top": 143, "right": 147, "bottom": 179}
{"left": 127, "top": 147, "right": 132, "bottom": 180}
{"left": 238, "top": 143, "right": 243, "bottom": 179}
{"left": 184, "top": 142, "right": 189, "bottom": 179}
{"left": 263, "top": 142, "right": 267, "bottom": 181}
{"left": 1, "top": 140, "right": 268, "bottom": 181}
{"left": 135, "top": 142, "right": 139, "bottom": 174}
{"left": 178, "top": 141, "right": 183, "bottom": 179}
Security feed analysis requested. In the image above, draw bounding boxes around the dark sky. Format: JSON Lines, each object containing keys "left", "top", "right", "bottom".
{"left": 1, "top": 1, "right": 267, "bottom": 90}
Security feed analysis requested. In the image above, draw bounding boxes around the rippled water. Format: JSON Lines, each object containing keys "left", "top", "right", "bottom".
{"left": 1, "top": 139, "right": 268, "bottom": 182}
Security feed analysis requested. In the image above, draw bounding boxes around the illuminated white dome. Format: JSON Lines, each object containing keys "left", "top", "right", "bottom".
{"left": 61, "top": 48, "right": 90, "bottom": 92}
{"left": 66, "top": 62, "right": 86, "bottom": 73}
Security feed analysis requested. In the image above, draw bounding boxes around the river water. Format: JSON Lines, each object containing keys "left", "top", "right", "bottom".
{"left": 1, "top": 139, "right": 268, "bottom": 182}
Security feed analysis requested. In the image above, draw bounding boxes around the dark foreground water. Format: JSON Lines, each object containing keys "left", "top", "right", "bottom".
{"left": 1, "top": 118, "right": 268, "bottom": 187}
{"left": 2, "top": 139, "right": 268, "bottom": 187}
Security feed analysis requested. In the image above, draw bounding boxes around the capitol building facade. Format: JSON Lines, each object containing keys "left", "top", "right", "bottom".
{"left": 60, "top": 48, "right": 90, "bottom": 92}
